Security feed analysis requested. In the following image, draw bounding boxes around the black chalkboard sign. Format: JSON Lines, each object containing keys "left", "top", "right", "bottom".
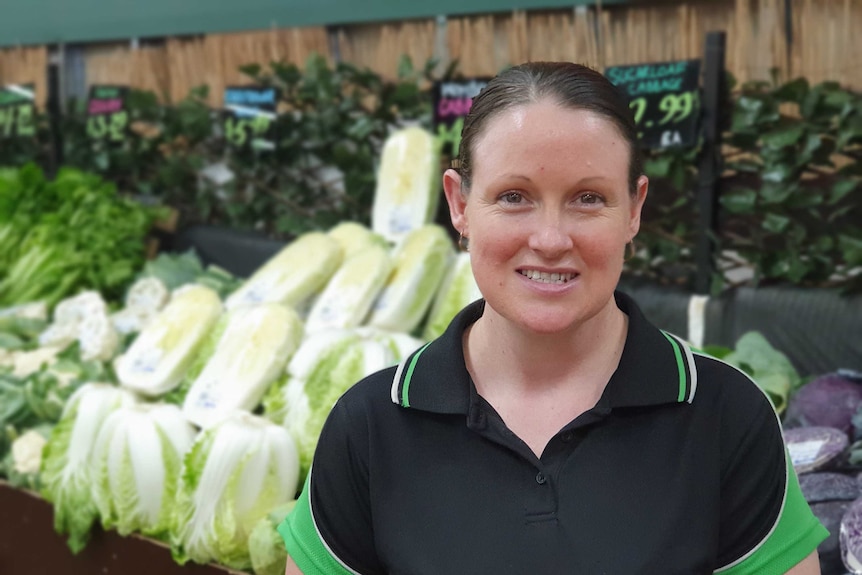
{"left": 606, "top": 60, "right": 701, "bottom": 149}
{"left": 86, "top": 85, "right": 130, "bottom": 144}
{"left": 223, "top": 86, "right": 279, "bottom": 151}
{"left": 0, "top": 84, "right": 36, "bottom": 140}
{"left": 432, "top": 78, "right": 490, "bottom": 157}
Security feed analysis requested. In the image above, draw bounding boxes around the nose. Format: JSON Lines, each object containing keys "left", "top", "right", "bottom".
{"left": 527, "top": 211, "right": 574, "bottom": 257}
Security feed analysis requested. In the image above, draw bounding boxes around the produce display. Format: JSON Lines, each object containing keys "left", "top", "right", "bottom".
{"left": 0, "top": 125, "right": 488, "bottom": 574}
{"left": 1, "top": 122, "right": 856, "bottom": 575}
{"left": 779, "top": 370, "right": 862, "bottom": 575}
{"left": 371, "top": 126, "right": 440, "bottom": 243}
{"left": 0, "top": 165, "right": 161, "bottom": 307}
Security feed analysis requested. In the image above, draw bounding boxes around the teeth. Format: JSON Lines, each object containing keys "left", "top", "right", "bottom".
{"left": 519, "top": 270, "right": 577, "bottom": 284}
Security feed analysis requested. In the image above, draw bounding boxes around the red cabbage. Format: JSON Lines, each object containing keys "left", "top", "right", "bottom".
{"left": 800, "top": 472, "right": 861, "bottom": 504}
{"left": 840, "top": 497, "right": 862, "bottom": 573}
{"left": 785, "top": 373, "right": 862, "bottom": 435}
{"left": 814, "top": 500, "right": 854, "bottom": 571}
{"left": 784, "top": 426, "right": 849, "bottom": 474}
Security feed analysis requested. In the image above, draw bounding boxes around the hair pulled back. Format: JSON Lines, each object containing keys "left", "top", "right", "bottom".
{"left": 457, "top": 62, "right": 644, "bottom": 196}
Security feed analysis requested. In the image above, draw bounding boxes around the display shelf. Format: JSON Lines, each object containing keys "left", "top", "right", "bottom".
{"left": 0, "top": 481, "right": 249, "bottom": 575}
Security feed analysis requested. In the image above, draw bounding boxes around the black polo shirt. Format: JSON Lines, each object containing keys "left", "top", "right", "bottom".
{"left": 279, "top": 292, "right": 827, "bottom": 574}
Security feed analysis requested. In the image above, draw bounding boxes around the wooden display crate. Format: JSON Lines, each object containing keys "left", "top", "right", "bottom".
{"left": 0, "top": 481, "right": 249, "bottom": 575}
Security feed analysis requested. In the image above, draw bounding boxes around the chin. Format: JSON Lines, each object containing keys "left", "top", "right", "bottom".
{"left": 505, "top": 308, "right": 588, "bottom": 336}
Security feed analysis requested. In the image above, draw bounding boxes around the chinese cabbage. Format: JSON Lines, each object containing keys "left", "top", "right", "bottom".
{"left": 115, "top": 284, "right": 223, "bottom": 397}
{"left": 182, "top": 303, "right": 304, "bottom": 428}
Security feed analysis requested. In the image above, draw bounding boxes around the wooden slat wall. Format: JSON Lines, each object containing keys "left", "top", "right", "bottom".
{"left": 83, "top": 26, "right": 331, "bottom": 104}
{"left": 791, "top": 0, "right": 861, "bottom": 87}
{"left": 337, "top": 19, "right": 438, "bottom": 79}
{"left": 0, "top": 46, "right": 49, "bottom": 106}
{"left": 85, "top": 45, "right": 171, "bottom": 99}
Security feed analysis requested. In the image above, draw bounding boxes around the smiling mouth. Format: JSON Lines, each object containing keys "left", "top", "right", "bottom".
{"left": 518, "top": 270, "right": 578, "bottom": 284}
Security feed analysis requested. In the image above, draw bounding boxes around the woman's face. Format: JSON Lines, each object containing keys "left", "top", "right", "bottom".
{"left": 444, "top": 100, "right": 648, "bottom": 336}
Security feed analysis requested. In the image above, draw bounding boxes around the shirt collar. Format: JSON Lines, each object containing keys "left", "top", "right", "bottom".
{"left": 390, "top": 292, "right": 697, "bottom": 414}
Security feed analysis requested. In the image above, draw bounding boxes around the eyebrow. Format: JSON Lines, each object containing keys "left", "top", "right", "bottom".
{"left": 496, "top": 173, "right": 612, "bottom": 185}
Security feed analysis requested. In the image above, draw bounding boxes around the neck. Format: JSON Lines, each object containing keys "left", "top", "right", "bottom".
{"left": 465, "top": 296, "right": 628, "bottom": 394}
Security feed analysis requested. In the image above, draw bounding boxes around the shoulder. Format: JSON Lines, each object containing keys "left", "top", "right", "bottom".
{"left": 688, "top": 348, "right": 779, "bottom": 424}
{"left": 332, "top": 365, "right": 401, "bottom": 422}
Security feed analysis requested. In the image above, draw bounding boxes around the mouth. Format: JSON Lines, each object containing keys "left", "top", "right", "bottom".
{"left": 518, "top": 269, "right": 579, "bottom": 285}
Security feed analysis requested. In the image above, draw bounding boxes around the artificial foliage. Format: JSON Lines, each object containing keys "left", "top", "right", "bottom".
{"left": 1, "top": 57, "right": 860, "bottom": 292}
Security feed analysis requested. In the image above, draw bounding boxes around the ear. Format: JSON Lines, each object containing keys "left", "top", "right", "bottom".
{"left": 628, "top": 175, "right": 649, "bottom": 240}
{"left": 443, "top": 168, "right": 469, "bottom": 235}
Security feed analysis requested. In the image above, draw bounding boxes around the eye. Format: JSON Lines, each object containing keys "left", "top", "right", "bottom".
{"left": 576, "top": 192, "right": 603, "bottom": 206}
{"left": 499, "top": 191, "right": 524, "bottom": 205}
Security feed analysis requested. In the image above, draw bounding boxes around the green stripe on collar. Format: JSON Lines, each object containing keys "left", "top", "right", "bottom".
{"left": 401, "top": 341, "right": 432, "bottom": 408}
{"left": 661, "top": 331, "right": 688, "bottom": 403}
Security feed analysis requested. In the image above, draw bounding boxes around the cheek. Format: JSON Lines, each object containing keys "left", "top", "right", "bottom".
{"left": 474, "top": 227, "right": 522, "bottom": 263}
{"left": 573, "top": 225, "right": 628, "bottom": 266}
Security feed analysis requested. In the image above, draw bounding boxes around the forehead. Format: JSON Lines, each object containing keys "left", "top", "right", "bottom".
{"left": 471, "top": 101, "right": 630, "bottom": 178}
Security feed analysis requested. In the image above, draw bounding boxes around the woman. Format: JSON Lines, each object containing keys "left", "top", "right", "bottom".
{"left": 280, "top": 62, "right": 827, "bottom": 574}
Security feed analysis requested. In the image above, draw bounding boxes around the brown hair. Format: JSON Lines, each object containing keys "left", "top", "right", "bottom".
{"left": 457, "top": 61, "right": 644, "bottom": 196}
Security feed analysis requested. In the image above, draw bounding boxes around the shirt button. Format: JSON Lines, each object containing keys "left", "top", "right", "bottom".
{"left": 560, "top": 431, "right": 574, "bottom": 443}
{"left": 535, "top": 472, "right": 547, "bottom": 485}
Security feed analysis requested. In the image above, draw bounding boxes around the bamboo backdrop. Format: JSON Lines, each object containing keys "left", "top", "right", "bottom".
{"left": 0, "top": 0, "right": 860, "bottom": 107}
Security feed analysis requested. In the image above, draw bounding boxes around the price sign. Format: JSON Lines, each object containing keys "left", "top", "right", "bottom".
{"left": 0, "top": 84, "right": 36, "bottom": 140}
{"left": 223, "top": 86, "right": 279, "bottom": 151}
{"left": 606, "top": 59, "right": 701, "bottom": 149}
{"left": 86, "top": 85, "right": 129, "bottom": 144}
{"left": 432, "top": 78, "right": 490, "bottom": 157}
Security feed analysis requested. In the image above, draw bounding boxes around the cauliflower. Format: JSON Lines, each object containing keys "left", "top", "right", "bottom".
{"left": 0, "top": 301, "right": 49, "bottom": 321}
{"left": 12, "top": 429, "right": 48, "bottom": 475}
{"left": 0, "top": 348, "right": 13, "bottom": 368}
{"left": 12, "top": 346, "right": 64, "bottom": 378}
{"left": 52, "top": 291, "right": 108, "bottom": 326}
{"left": 124, "top": 277, "right": 169, "bottom": 314}
{"left": 37, "top": 291, "right": 120, "bottom": 362}
{"left": 78, "top": 313, "right": 119, "bottom": 362}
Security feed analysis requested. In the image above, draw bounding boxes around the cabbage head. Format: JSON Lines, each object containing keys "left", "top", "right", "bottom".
{"left": 91, "top": 402, "right": 197, "bottom": 539}
{"left": 170, "top": 412, "right": 300, "bottom": 570}
{"left": 248, "top": 500, "right": 296, "bottom": 575}
{"left": 40, "top": 382, "right": 138, "bottom": 553}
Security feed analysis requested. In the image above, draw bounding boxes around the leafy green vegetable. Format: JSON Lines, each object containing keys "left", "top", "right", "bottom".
{"left": 182, "top": 303, "right": 303, "bottom": 428}
{"left": 371, "top": 126, "right": 441, "bottom": 243}
{"left": 169, "top": 413, "right": 300, "bottom": 570}
{"left": 225, "top": 232, "right": 342, "bottom": 311}
{"left": 1, "top": 424, "right": 54, "bottom": 491}
{"left": 368, "top": 224, "right": 455, "bottom": 334}
{"left": 422, "top": 252, "right": 482, "bottom": 341}
{"left": 40, "top": 383, "right": 138, "bottom": 553}
{"left": 0, "top": 164, "right": 162, "bottom": 306}
{"left": 91, "top": 403, "right": 197, "bottom": 539}
{"left": 115, "top": 284, "right": 223, "bottom": 397}
{"left": 304, "top": 244, "right": 392, "bottom": 333}
{"left": 248, "top": 500, "right": 296, "bottom": 575}
{"left": 704, "top": 331, "right": 801, "bottom": 413}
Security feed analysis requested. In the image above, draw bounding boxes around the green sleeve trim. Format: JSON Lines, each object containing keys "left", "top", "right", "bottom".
{"left": 714, "top": 450, "right": 829, "bottom": 575}
{"left": 277, "top": 472, "right": 360, "bottom": 575}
